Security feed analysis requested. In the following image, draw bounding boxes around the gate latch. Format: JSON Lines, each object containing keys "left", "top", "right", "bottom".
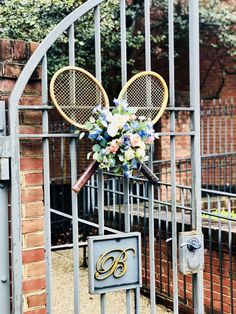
{"left": 179, "top": 231, "right": 204, "bottom": 275}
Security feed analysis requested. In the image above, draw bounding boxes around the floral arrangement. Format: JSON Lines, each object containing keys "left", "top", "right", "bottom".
{"left": 77, "top": 99, "right": 159, "bottom": 178}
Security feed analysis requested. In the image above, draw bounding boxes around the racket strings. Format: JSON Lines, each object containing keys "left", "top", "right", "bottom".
{"left": 120, "top": 75, "right": 165, "bottom": 121}
{"left": 52, "top": 69, "right": 106, "bottom": 125}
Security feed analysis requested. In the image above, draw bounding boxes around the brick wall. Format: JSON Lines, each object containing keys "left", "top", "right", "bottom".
{"left": 0, "top": 39, "right": 46, "bottom": 314}
{"left": 142, "top": 226, "right": 236, "bottom": 314}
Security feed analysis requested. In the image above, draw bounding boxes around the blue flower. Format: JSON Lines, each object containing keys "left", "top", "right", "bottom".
{"left": 113, "top": 98, "right": 119, "bottom": 106}
{"left": 138, "top": 130, "right": 147, "bottom": 137}
{"left": 93, "top": 104, "right": 102, "bottom": 113}
{"left": 122, "top": 164, "right": 129, "bottom": 171}
{"left": 131, "top": 121, "right": 139, "bottom": 129}
{"left": 88, "top": 132, "right": 98, "bottom": 140}
{"left": 124, "top": 171, "right": 130, "bottom": 178}
{"left": 104, "top": 131, "right": 110, "bottom": 139}
{"left": 94, "top": 127, "right": 103, "bottom": 133}
{"left": 131, "top": 159, "right": 137, "bottom": 169}
{"left": 123, "top": 123, "right": 129, "bottom": 131}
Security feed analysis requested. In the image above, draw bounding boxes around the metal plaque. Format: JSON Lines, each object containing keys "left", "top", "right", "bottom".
{"left": 88, "top": 232, "right": 142, "bottom": 294}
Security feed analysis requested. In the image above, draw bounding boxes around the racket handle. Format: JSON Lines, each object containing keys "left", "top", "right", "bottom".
{"left": 139, "top": 161, "right": 159, "bottom": 184}
{"left": 72, "top": 160, "right": 99, "bottom": 193}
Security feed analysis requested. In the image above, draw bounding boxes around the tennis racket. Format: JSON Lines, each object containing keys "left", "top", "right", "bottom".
{"left": 72, "top": 70, "right": 168, "bottom": 193}
{"left": 49, "top": 66, "right": 109, "bottom": 193}
{"left": 118, "top": 70, "right": 168, "bottom": 183}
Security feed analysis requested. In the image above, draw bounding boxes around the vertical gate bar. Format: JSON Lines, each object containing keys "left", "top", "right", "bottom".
{"left": 225, "top": 99, "right": 228, "bottom": 153}
{"left": 70, "top": 139, "right": 80, "bottom": 314}
{"left": 123, "top": 178, "right": 133, "bottom": 258}
{"left": 213, "top": 99, "right": 216, "bottom": 154}
{"left": 98, "top": 169, "right": 106, "bottom": 313}
{"left": 69, "top": 23, "right": 75, "bottom": 66}
{"left": 230, "top": 97, "right": 234, "bottom": 153}
{"left": 144, "top": 0, "right": 151, "bottom": 71}
{"left": 0, "top": 101, "right": 10, "bottom": 314}
{"left": 124, "top": 177, "right": 132, "bottom": 314}
{"left": 69, "top": 23, "right": 80, "bottom": 314}
{"left": 217, "top": 196, "right": 223, "bottom": 313}
{"left": 144, "top": 0, "right": 156, "bottom": 312}
{"left": 189, "top": 1, "right": 204, "bottom": 313}
{"left": 219, "top": 99, "right": 222, "bottom": 154}
{"left": 168, "top": 0, "right": 179, "bottom": 312}
{"left": 157, "top": 186, "right": 163, "bottom": 293}
{"left": 120, "top": 0, "right": 137, "bottom": 311}
{"left": 201, "top": 100, "right": 204, "bottom": 155}
{"left": 124, "top": 177, "right": 130, "bottom": 233}
{"left": 94, "top": 8, "right": 106, "bottom": 313}
{"left": 9, "top": 85, "right": 22, "bottom": 313}
{"left": 120, "top": 0, "right": 127, "bottom": 85}
{"left": 148, "top": 146, "right": 156, "bottom": 314}
{"left": 227, "top": 198, "right": 233, "bottom": 313}
{"left": 42, "top": 55, "right": 52, "bottom": 314}
{"left": 95, "top": 5, "right": 102, "bottom": 81}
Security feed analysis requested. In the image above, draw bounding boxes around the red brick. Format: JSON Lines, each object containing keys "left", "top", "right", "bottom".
{"left": 21, "top": 141, "right": 42, "bottom": 156}
{"left": 26, "top": 262, "right": 45, "bottom": 278}
{"left": 0, "top": 39, "right": 12, "bottom": 60}
{"left": 212, "top": 283, "right": 230, "bottom": 295}
{"left": 24, "top": 81, "right": 41, "bottom": 95}
{"left": 23, "top": 202, "right": 44, "bottom": 219}
{"left": 12, "top": 40, "right": 26, "bottom": 61}
{"left": 27, "top": 292, "right": 46, "bottom": 308}
{"left": 23, "top": 278, "right": 46, "bottom": 293}
{"left": 2, "top": 62, "right": 24, "bottom": 78}
{"left": 19, "top": 95, "right": 42, "bottom": 106}
{"left": 22, "top": 248, "right": 44, "bottom": 264}
{"left": 223, "top": 303, "right": 231, "bottom": 314}
{"left": 20, "top": 126, "right": 42, "bottom": 135}
{"left": 20, "top": 158, "right": 43, "bottom": 171}
{"left": 24, "top": 173, "right": 43, "bottom": 187}
{"left": 21, "top": 111, "right": 42, "bottom": 125}
{"left": 26, "top": 233, "right": 44, "bottom": 248}
{"left": 21, "top": 187, "right": 43, "bottom": 203}
{"left": 22, "top": 219, "right": 44, "bottom": 234}
{"left": 0, "top": 78, "right": 15, "bottom": 93}
{"left": 29, "top": 42, "right": 39, "bottom": 56}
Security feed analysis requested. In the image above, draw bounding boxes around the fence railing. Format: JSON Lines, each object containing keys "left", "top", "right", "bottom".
{"left": 154, "top": 152, "right": 236, "bottom": 194}
{"left": 76, "top": 173, "right": 235, "bottom": 314}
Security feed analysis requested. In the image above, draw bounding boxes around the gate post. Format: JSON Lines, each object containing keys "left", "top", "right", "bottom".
{"left": 0, "top": 100, "right": 10, "bottom": 314}
{"left": 189, "top": 1, "right": 205, "bottom": 313}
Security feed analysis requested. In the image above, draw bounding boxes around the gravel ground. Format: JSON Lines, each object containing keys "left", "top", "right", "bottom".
{"left": 52, "top": 250, "right": 172, "bottom": 314}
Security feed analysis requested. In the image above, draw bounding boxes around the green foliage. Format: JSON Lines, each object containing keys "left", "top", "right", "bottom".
{"left": 0, "top": 0, "right": 144, "bottom": 97}
{"left": 202, "top": 209, "right": 236, "bottom": 222}
{"left": 0, "top": 0, "right": 235, "bottom": 96}
{"left": 150, "top": 0, "right": 236, "bottom": 56}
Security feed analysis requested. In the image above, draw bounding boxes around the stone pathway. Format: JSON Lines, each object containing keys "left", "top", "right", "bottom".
{"left": 52, "top": 250, "right": 173, "bottom": 314}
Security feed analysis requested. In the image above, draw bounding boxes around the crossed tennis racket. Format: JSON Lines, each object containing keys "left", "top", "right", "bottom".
{"left": 50, "top": 66, "right": 168, "bottom": 193}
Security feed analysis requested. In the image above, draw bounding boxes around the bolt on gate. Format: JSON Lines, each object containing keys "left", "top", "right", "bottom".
{"left": 4, "top": 0, "right": 204, "bottom": 313}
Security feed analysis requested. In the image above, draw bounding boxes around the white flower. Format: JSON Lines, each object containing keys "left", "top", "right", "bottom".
{"left": 125, "top": 148, "right": 135, "bottom": 161}
{"left": 107, "top": 124, "right": 118, "bottom": 137}
{"left": 130, "top": 134, "right": 142, "bottom": 147}
{"left": 136, "top": 148, "right": 146, "bottom": 158}
{"left": 109, "top": 114, "right": 129, "bottom": 130}
{"left": 105, "top": 111, "right": 113, "bottom": 122}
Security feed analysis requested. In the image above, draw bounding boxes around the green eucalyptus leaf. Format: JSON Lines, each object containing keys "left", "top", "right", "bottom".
{"left": 92, "top": 144, "right": 101, "bottom": 152}
{"left": 79, "top": 132, "right": 85, "bottom": 139}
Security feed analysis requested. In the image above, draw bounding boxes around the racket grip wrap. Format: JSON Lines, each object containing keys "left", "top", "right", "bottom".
{"left": 139, "top": 161, "right": 159, "bottom": 184}
{"left": 72, "top": 160, "right": 99, "bottom": 193}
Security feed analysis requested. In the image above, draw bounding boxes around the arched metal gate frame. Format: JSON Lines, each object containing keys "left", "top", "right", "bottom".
{"left": 8, "top": 0, "right": 203, "bottom": 313}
